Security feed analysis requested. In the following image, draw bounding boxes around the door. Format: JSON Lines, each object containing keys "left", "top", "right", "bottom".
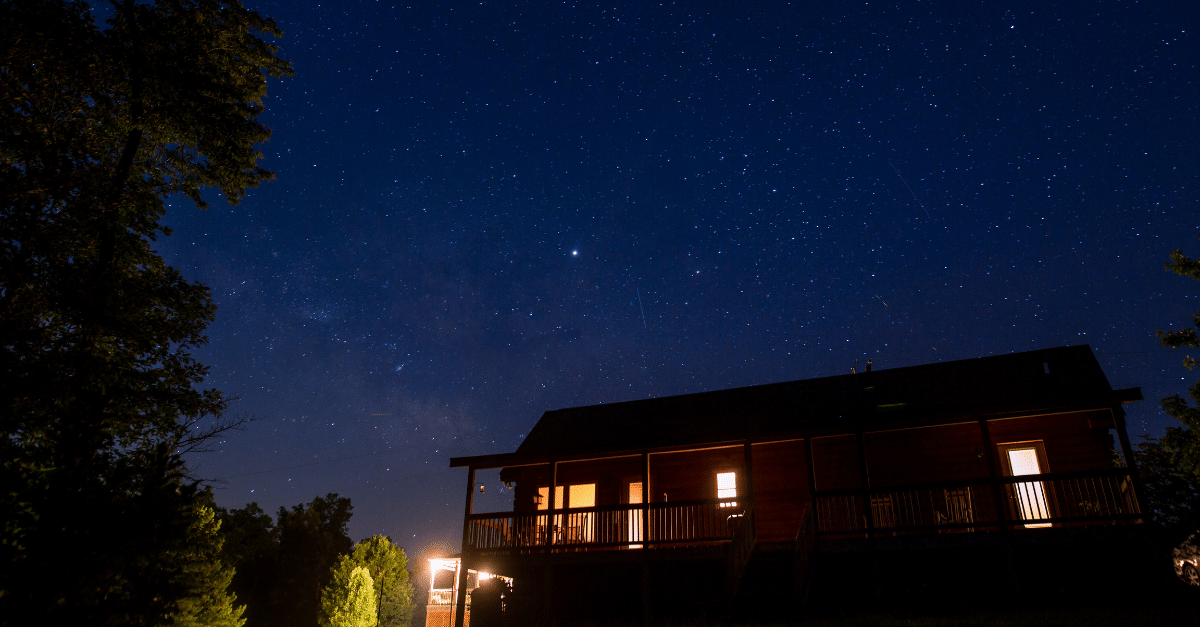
{"left": 1000, "top": 442, "right": 1051, "bottom": 528}
{"left": 567, "top": 483, "right": 596, "bottom": 543}
{"left": 628, "top": 481, "right": 643, "bottom": 548}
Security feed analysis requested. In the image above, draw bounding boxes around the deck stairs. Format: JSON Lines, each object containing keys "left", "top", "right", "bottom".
{"left": 723, "top": 506, "right": 757, "bottom": 608}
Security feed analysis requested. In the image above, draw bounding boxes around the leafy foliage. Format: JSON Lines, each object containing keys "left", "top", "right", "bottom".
{"left": 1133, "top": 437, "right": 1200, "bottom": 542}
{"left": 1157, "top": 234, "right": 1200, "bottom": 484}
{"left": 216, "top": 503, "right": 279, "bottom": 627}
{"left": 218, "top": 494, "right": 355, "bottom": 627}
{"left": 321, "top": 567, "right": 378, "bottom": 627}
{"left": 0, "top": 0, "right": 289, "bottom": 623}
{"left": 321, "top": 536, "right": 415, "bottom": 627}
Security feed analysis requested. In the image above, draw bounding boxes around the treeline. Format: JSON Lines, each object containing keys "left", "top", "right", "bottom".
{"left": 216, "top": 494, "right": 415, "bottom": 627}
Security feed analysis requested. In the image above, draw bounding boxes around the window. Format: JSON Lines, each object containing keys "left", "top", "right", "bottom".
{"left": 717, "top": 471, "right": 737, "bottom": 507}
{"left": 538, "top": 484, "right": 595, "bottom": 543}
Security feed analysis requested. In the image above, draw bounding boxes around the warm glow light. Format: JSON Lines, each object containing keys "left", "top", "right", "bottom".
{"left": 717, "top": 471, "right": 737, "bottom": 507}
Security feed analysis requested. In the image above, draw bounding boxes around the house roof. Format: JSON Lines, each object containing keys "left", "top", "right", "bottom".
{"left": 452, "top": 345, "right": 1140, "bottom": 469}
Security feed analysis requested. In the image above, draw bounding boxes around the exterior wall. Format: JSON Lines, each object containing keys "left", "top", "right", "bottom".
{"left": 811, "top": 434, "right": 861, "bottom": 490}
{"left": 749, "top": 440, "right": 809, "bottom": 542}
{"left": 988, "top": 410, "right": 1116, "bottom": 472}
{"left": 649, "top": 446, "right": 745, "bottom": 503}
{"left": 499, "top": 410, "right": 1120, "bottom": 544}
{"left": 424, "top": 605, "right": 467, "bottom": 627}
{"left": 864, "top": 422, "right": 989, "bottom": 486}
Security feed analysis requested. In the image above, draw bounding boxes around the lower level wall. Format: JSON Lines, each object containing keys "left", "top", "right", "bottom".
{"left": 424, "top": 604, "right": 468, "bottom": 627}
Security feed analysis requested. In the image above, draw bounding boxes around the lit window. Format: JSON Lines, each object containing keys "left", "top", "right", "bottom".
{"left": 717, "top": 471, "right": 737, "bottom": 507}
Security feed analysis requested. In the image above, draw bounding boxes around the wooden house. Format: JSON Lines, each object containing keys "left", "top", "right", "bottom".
{"left": 446, "top": 345, "right": 1146, "bottom": 625}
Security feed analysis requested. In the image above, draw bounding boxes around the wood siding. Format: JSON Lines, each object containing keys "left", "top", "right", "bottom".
{"left": 498, "top": 411, "right": 1120, "bottom": 543}
{"left": 863, "top": 422, "right": 988, "bottom": 487}
{"left": 750, "top": 440, "right": 809, "bottom": 542}
{"left": 988, "top": 410, "right": 1116, "bottom": 473}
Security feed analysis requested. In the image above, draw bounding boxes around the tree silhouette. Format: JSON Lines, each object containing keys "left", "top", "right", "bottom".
{"left": 0, "top": 1, "right": 290, "bottom": 623}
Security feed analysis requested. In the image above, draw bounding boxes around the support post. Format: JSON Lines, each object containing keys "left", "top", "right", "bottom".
{"left": 641, "top": 452, "right": 650, "bottom": 625}
{"left": 743, "top": 441, "right": 756, "bottom": 508}
{"left": 978, "top": 418, "right": 1009, "bottom": 530}
{"left": 1112, "top": 407, "right": 1146, "bottom": 519}
{"left": 855, "top": 431, "right": 880, "bottom": 601}
{"left": 804, "top": 438, "right": 819, "bottom": 533}
{"left": 453, "top": 466, "right": 476, "bottom": 627}
{"left": 547, "top": 461, "right": 558, "bottom": 546}
{"left": 979, "top": 417, "right": 1019, "bottom": 594}
{"left": 641, "top": 453, "right": 650, "bottom": 544}
{"left": 855, "top": 432, "right": 874, "bottom": 539}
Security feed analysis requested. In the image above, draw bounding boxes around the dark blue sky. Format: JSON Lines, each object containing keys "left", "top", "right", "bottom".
{"left": 162, "top": 1, "right": 1198, "bottom": 556}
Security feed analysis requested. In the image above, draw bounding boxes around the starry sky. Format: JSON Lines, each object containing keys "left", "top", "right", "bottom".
{"left": 162, "top": 1, "right": 1199, "bottom": 558}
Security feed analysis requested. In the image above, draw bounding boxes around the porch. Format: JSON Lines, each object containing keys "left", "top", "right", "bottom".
{"left": 463, "top": 467, "right": 1140, "bottom": 554}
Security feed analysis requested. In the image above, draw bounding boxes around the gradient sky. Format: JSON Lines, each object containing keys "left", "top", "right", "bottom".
{"left": 161, "top": 1, "right": 1198, "bottom": 559}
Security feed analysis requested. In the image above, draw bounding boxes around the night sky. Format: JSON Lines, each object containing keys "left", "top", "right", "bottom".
{"left": 162, "top": 1, "right": 1199, "bottom": 559}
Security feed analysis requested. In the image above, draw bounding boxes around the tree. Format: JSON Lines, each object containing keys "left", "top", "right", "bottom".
{"left": 321, "top": 536, "right": 416, "bottom": 627}
{"left": 270, "top": 494, "right": 355, "bottom": 627}
{"left": 1133, "top": 437, "right": 1200, "bottom": 541}
{"left": 0, "top": 0, "right": 290, "bottom": 623}
{"left": 216, "top": 495, "right": 357, "bottom": 627}
{"left": 172, "top": 503, "right": 247, "bottom": 627}
{"left": 321, "top": 567, "right": 378, "bottom": 627}
{"left": 1140, "top": 233, "right": 1200, "bottom": 548}
{"left": 216, "top": 503, "right": 279, "bottom": 627}
{"left": 1157, "top": 233, "right": 1200, "bottom": 484}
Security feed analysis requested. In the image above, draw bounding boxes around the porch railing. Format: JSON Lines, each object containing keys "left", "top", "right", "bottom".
{"left": 814, "top": 468, "right": 1140, "bottom": 536}
{"left": 466, "top": 497, "right": 748, "bottom": 553}
{"left": 428, "top": 589, "right": 454, "bottom": 605}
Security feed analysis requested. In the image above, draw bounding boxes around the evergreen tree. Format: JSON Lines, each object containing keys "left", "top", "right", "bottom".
{"left": 0, "top": 1, "right": 290, "bottom": 623}
{"left": 1158, "top": 233, "right": 1200, "bottom": 484}
{"left": 322, "top": 536, "right": 415, "bottom": 627}
{"left": 172, "top": 504, "right": 247, "bottom": 627}
{"left": 320, "top": 567, "right": 378, "bottom": 627}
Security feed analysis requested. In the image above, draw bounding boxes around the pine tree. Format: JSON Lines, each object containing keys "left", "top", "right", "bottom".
{"left": 1158, "top": 234, "right": 1200, "bottom": 484}
{"left": 172, "top": 505, "right": 247, "bottom": 627}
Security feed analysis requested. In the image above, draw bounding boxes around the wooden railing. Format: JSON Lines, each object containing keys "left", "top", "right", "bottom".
{"left": 791, "top": 504, "right": 817, "bottom": 602}
{"left": 428, "top": 589, "right": 454, "bottom": 605}
{"left": 466, "top": 497, "right": 748, "bottom": 553}
{"left": 814, "top": 468, "right": 1140, "bottom": 536}
{"left": 724, "top": 504, "right": 757, "bottom": 605}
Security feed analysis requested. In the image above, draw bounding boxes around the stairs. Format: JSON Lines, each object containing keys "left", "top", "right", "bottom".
{"left": 724, "top": 506, "right": 757, "bottom": 608}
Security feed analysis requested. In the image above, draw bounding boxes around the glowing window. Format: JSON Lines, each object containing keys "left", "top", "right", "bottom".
{"left": 1006, "top": 447, "right": 1051, "bottom": 528}
{"left": 537, "top": 485, "right": 564, "bottom": 510}
{"left": 717, "top": 471, "right": 737, "bottom": 507}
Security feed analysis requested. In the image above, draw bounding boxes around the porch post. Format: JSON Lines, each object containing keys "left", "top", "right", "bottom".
{"left": 547, "top": 461, "right": 558, "bottom": 546}
{"left": 641, "top": 452, "right": 650, "bottom": 625}
{"left": 804, "top": 438, "right": 819, "bottom": 532}
{"left": 545, "top": 460, "right": 558, "bottom": 627}
{"left": 641, "top": 453, "right": 650, "bottom": 543}
{"left": 1112, "top": 406, "right": 1146, "bottom": 518}
{"left": 453, "top": 465, "right": 476, "bottom": 627}
{"left": 855, "top": 432, "right": 874, "bottom": 539}
{"left": 743, "top": 441, "right": 756, "bottom": 534}
{"left": 977, "top": 418, "right": 1009, "bottom": 530}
